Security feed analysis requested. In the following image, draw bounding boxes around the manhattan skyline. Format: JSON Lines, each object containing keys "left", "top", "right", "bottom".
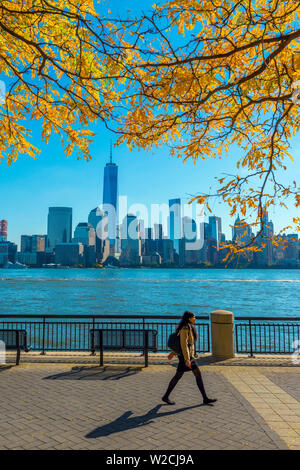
{"left": 1, "top": 131, "right": 299, "bottom": 250}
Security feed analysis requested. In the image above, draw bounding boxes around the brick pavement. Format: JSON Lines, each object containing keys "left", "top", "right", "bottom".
{"left": 0, "top": 358, "right": 299, "bottom": 450}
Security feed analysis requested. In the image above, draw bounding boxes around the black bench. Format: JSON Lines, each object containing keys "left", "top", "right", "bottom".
{"left": 90, "top": 329, "right": 158, "bottom": 367}
{"left": 0, "top": 329, "right": 31, "bottom": 365}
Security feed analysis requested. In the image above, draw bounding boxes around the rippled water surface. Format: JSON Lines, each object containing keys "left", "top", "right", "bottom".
{"left": 0, "top": 268, "right": 299, "bottom": 317}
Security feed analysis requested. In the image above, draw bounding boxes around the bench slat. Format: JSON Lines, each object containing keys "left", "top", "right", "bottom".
{"left": 90, "top": 329, "right": 158, "bottom": 350}
{"left": 0, "top": 329, "right": 28, "bottom": 350}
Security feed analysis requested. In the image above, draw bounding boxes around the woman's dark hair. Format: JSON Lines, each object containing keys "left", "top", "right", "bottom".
{"left": 176, "top": 310, "right": 198, "bottom": 341}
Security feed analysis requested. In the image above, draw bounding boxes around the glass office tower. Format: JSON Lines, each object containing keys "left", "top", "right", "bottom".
{"left": 102, "top": 148, "right": 118, "bottom": 254}
{"left": 169, "top": 198, "right": 181, "bottom": 258}
{"left": 47, "top": 207, "right": 72, "bottom": 251}
{"left": 208, "top": 216, "right": 222, "bottom": 249}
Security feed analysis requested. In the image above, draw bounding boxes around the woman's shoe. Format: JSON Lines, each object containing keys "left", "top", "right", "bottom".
{"left": 162, "top": 395, "right": 175, "bottom": 405}
{"left": 203, "top": 397, "right": 217, "bottom": 405}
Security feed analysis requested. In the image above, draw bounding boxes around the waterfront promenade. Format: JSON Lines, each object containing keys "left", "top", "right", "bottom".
{"left": 0, "top": 353, "right": 299, "bottom": 450}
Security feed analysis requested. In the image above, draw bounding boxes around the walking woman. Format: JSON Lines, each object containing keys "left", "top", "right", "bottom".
{"left": 162, "top": 311, "right": 217, "bottom": 405}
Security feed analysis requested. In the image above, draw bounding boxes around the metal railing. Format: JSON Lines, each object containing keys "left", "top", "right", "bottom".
{"left": 1, "top": 314, "right": 299, "bottom": 356}
{"left": 235, "top": 317, "right": 300, "bottom": 356}
{"left": 0, "top": 314, "right": 210, "bottom": 354}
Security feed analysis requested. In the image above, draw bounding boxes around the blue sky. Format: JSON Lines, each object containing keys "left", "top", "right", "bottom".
{"left": 0, "top": 0, "right": 299, "bottom": 248}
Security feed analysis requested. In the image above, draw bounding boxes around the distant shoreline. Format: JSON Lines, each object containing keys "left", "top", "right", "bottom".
{"left": 2, "top": 265, "right": 299, "bottom": 270}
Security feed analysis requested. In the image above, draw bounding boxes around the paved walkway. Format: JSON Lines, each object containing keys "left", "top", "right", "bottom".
{"left": 0, "top": 354, "right": 299, "bottom": 450}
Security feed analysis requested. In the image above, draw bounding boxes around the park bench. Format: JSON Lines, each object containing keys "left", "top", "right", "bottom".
{"left": 0, "top": 329, "right": 31, "bottom": 365}
{"left": 90, "top": 328, "right": 158, "bottom": 367}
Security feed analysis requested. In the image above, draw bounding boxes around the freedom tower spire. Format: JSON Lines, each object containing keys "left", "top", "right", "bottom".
{"left": 103, "top": 141, "right": 118, "bottom": 255}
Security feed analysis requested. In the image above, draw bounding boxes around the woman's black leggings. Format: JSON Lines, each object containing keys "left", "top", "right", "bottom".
{"left": 163, "top": 366, "right": 208, "bottom": 400}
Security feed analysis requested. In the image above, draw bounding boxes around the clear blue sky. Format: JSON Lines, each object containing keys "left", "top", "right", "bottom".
{"left": 0, "top": 0, "right": 299, "bottom": 248}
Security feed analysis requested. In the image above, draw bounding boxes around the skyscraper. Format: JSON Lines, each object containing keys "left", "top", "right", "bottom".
{"left": 181, "top": 216, "right": 200, "bottom": 265}
{"left": 21, "top": 235, "right": 46, "bottom": 252}
{"left": 73, "top": 223, "right": 96, "bottom": 246}
{"left": 32, "top": 235, "right": 46, "bottom": 252}
{"left": 103, "top": 143, "right": 118, "bottom": 254}
{"left": 88, "top": 207, "right": 107, "bottom": 262}
{"left": 47, "top": 207, "right": 72, "bottom": 251}
{"left": 169, "top": 199, "right": 181, "bottom": 261}
{"left": 232, "top": 214, "right": 252, "bottom": 245}
{"left": 120, "top": 214, "right": 141, "bottom": 265}
{"left": 208, "top": 216, "right": 222, "bottom": 248}
{"left": 21, "top": 235, "right": 32, "bottom": 252}
{"left": 259, "top": 212, "right": 274, "bottom": 265}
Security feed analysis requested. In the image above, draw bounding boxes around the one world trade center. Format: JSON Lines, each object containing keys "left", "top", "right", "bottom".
{"left": 102, "top": 144, "right": 118, "bottom": 255}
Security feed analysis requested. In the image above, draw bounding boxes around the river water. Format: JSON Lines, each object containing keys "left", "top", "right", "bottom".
{"left": 1, "top": 268, "right": 299, "bottom": 318}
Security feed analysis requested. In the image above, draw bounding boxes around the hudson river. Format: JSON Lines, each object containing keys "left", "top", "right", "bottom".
{"left": 1, "top": 268, "right": 299, "bottom": 318}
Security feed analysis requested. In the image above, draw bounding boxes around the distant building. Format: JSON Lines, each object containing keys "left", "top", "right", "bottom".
{"left": 206, "top": 238, "right": 218, "bottom": 265}
{"left": 21, "top": 235, "right": 46, "bottom": 253}
{"left": 203, "top": 221, "right": 212, "bottom": 240}
{"left": 141, "top": 253, "right": 162, "bottom": 265}
{"left": 54, "top": 243, "right": 84, "bottom": 266}
{"left": 120, "top": 214, "right": 141, "bottom": 265}
{"left": 142, "top": 228, "right": 156, "bottom": 257}
{"left": 17, "top": 251, "right": 38, "bottom": 266}
{"left": 83, "top": 245, "right": 97, "bottom": 267}
{"left": 0, "top": 220, "right": 7, "bottom": 242}
{"left": 88, "top": 207, "right": 104, "bottom": 233}
{"left": 0, "top": 241, "right": 17, "bottom": 265}
{"left": 0, "top": 244, "right": 8, "bottom": 266}
{"left": 208, "top": 216, "right": 222, "bottom": 249}
{"left": 88, "top": 207, "right": 108, "bottom": 262}
{"left": 180, "top": 217, "right": 200, "bottom": 265}
{"left": 283, "top": 234, "right": 299, "bottom": 266}
{"left": 232, "top": 215, "right": 254, "bottom": 264}
{"left": 32, "top": 235, "right": 46, "bottom": 252}
{"left": 154, "top": 223, "right": 163, "bottom": 240}
{"left": 255, "top": 212, "right": 274, "bottom": 265}
{"left": 162, "top": 239, "right": 174, "bottom": 264}
{"left": 21, "top": 235, "right": 32, "bottom": 252}
{"left": 7, "top": 242, "right": 17, "bottom": 263}
{"left": 47, "top": 207, "right": 72, "bottom": 251}
{"left": 73, "top": 222, "right": 95, "bottom": 246}
{"left": 169, "top": 199, "right": 181, "bottom": 263}
{"left": 72, "top": 223, "right": 96, "bottom": 266}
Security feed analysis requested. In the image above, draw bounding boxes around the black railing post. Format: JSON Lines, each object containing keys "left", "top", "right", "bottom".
{"left": 144, "top": 330, "right": 149, "bottom": 367}
{"left": 99, "top": 330, "right": 103, "bottom": 367}
{"left": 141, "top": 317, "right": 145, "bottom": 356}
{"left": 207, "top": 323, "right": 210, "bottom": 353}
{"left": 91, "top": 329, "right": 95, "bottom": 355}
{"left": 235, "top": 324, "right": 239, "bottom": 353}
{"left": 91, "top": 318, "right": 96, "bottom": 355}
{"left": 249, "top": 319, "right": 254, "bottom": 357}
{"left": 16, "top": 330, "right": 20, "bottom": 366}
{"left": 40, "top": 317, "right": 46, "bottom": 355}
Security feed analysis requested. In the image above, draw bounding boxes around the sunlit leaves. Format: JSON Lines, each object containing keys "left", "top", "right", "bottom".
{"left": 0, "top": 0, "right": 124, "bottom": 166}
{"left": 113, "top": 0, "right": 300, "bottom": 255}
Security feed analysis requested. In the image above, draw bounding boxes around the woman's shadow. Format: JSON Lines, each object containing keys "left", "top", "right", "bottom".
{"left": 86, "top": 403, "right": 205, "bottom": 439}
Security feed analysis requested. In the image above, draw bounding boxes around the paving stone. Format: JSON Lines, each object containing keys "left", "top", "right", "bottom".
{"left": 0, "top": 362, "right": 298, "bottom": 450}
